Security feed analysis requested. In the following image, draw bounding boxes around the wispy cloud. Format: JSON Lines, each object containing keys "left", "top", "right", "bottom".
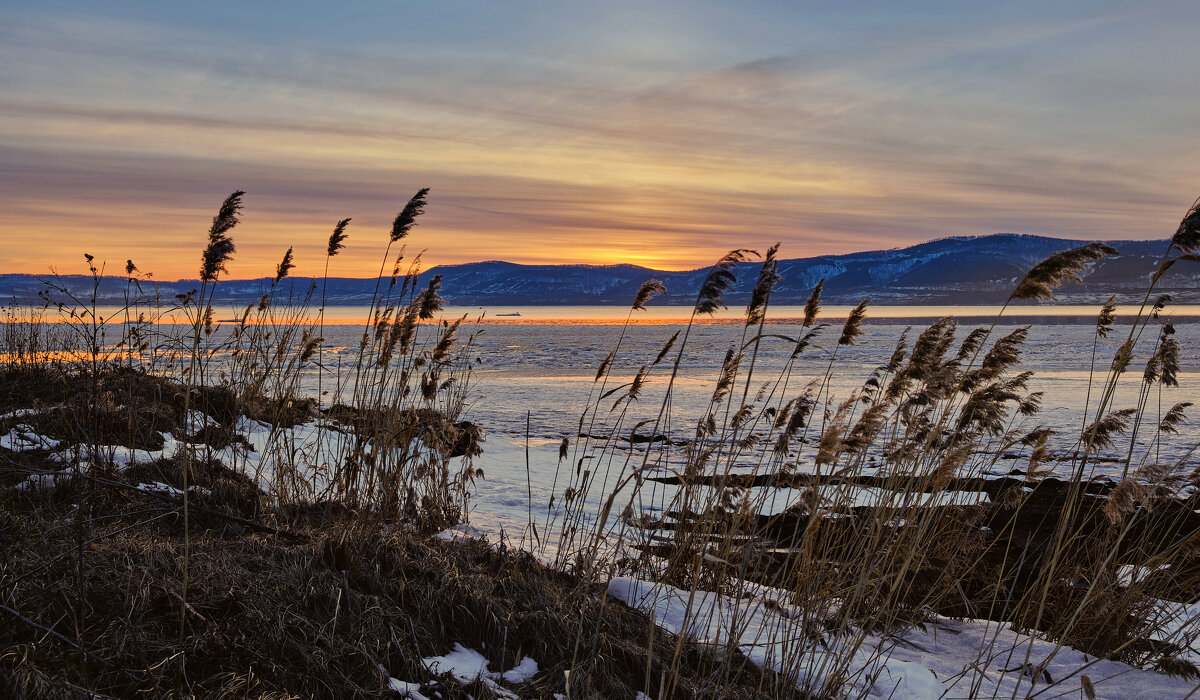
{"left": 1, "top": 2, "right": 1198, "bottom": 278}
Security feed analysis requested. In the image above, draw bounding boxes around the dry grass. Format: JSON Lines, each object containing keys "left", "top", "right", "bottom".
{"left": 3, "top": 190, "right": 1200, "bottom": 698}
{"left": 545, "top": 205, "right": 1200, "bottom": 697}
{"left": 0, "top": 189, "right": 783, "bottom": 698}
{"left": 0, "top": 461, "right": 781, "bottom": 698}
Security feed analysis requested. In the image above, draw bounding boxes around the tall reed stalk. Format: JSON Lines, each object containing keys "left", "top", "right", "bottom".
{"left": 554, "top": 205, "right": 1200, "bottom": 698}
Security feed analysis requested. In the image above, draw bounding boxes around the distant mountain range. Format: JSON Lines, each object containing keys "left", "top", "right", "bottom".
{"left": 3, "top": 234, "right": 1195, "bottom": 308}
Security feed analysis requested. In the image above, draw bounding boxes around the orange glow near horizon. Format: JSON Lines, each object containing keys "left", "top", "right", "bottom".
{"left": 0, "top": 220, "right": 744, "bottom": 281}
{"left": 3, "top": 5, "right": 1199, "bottom": 279}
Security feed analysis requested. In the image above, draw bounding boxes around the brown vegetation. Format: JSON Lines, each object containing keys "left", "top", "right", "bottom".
{"left": 3, "top": 190, "right": 1200, "bottom": 698}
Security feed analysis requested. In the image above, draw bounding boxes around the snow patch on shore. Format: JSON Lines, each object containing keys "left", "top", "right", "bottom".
{"left": 607, "top": 577, "right": 1198, "bottom": 699}
{"left": 1, "top": 425, "right": 60, "bottom": 451}
{"left": 420, "top": 643, "right": 537, "bottom": 698}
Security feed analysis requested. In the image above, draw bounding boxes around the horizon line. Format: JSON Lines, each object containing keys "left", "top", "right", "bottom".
{"left": 1, "top": 232, "right": 1171, "bottom": 284}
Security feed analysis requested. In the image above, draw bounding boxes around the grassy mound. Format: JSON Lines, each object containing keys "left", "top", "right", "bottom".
{"left": 0, "top": 361, "right": 777, "bottom": 698}
{"left": 0, "top": 483, "right": 779, "bottom": 698}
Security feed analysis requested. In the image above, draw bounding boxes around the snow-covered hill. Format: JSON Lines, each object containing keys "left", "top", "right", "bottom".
{"left": 3, "top": 234, "right": 1194, "bottom": 307}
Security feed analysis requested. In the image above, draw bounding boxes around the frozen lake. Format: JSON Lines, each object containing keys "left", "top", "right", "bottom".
{"left": 309, "top": 307, "right": 1200, "bottom": 542}
{"left": 14, "top": 303, "right": 1196, "bottom": 545}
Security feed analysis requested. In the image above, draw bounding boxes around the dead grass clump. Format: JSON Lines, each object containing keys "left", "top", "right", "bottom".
{"left": 0, "top": 491, "right": 779, "bottom": 698}
{"left": 326, "top": 404, "right": 484, "bottom": 460}
{"left": 546, "top": 201, "right": 1200, "bottom": 697}
{"left": 0, "top": 364, "right": 314, "bottom": 454}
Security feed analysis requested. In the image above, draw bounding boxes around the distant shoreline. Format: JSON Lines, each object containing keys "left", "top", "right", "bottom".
{"left": 9, "top": 303, "right": 1200, "bottom": 327}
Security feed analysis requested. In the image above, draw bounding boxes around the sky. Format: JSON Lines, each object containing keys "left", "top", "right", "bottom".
{"left": 2, "top": 0, "right": 1199, "bottom": 280}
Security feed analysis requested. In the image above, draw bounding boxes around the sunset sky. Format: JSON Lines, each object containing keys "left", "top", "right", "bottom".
{"left": 2, "top": 1, "right": 1199, "bottom": 280}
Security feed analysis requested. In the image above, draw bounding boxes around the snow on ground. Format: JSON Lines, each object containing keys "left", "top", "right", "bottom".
{"left": 1, "top": 424, "right": 61, "bottom": 451}
{"left": 382, "top": 645, "right": 539, "bottom": 699}
{"left": 383, "top": 674, "right": 432, "bottom": 700}
{"left": 870, "top": 616, "right": 1198, "bottom": 699}
{"left": 185, "top": 409, "right": 218, "bottom": 433}
{"left": 6, "top": 410, "right": 1198, "bottom": 699}
{"left": 0, "top": 408, "right": 38, "bottom": 421}
{"left": 753, "top": 484, "right": 991, "bottom": 515}
{"left": 501, "top": 656, "right": 539, "bottom": 684}
{"left": 1148, "top": 598, "right": 1200, "bottom": 665}
{"left": 607, "top": 577, "right": 1200, "bottom": 699}
{"left": 434, "top": 522, "right": 496, "bottom": 542}
{"left": 132, "top": 481, "right": 212, "bottom": 498}
{"left": 418, "top": 642, "right": 538, "bottom": 699}
{"left": 6, "top": 411, "right": 359, "bottom": 501}
{"left": 15, "top": 472, "right": 65, "bottom": 489}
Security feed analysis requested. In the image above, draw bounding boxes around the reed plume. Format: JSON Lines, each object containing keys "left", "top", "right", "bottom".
{"left": 654, "top": 331, "right": 679, "bottom": 365}
{"left": 1111, "top": 338, "right": 1135, "bottom": 374}
{"left": 957, "top": 372, "right": 1034, "bottom": 435}
{"left": 389, "top": 254, "right": 404, "bottom": 289}
{"left": 394, "top": 304, "right": 420, "bottom": 357}
{"left": 1171, "top": 196, "right": 1200, "bottom": 253}
{"left": 843, "top": 402, "right": 888, "bottom": 455}
{"left": 1161, "top": 403, "right": 1190, "bottom": 434}
{"left": 695, "top": 249, "right": 757, "bottom": 315}
{"left": 961, "top": 326, "right": 1028, "bottom": 390}
{"left": 1010, "top": 242, "right": 1117, "bottom": 300}
{"left": 815, "top": 399, "right": 853, "bottom": 466}
{"left": 614, "top": 366, "right": 649, "bottom": 409}
{"left": 746, "top": 244, "right": 780, "bottom": 326}
{"left": 299, "top": 329, "right": 322, "bottom": 363}
{"left": 1151, "top": 323, "right": 1179, "bottom": 387}
{"left": 792, "top": 326, "right": 823, "bottom": 358}
{"left": 431, "top": 317, "right": 462, "bottom": 363}
{"left": 327, "top": 218, "right": 351, "bottom": 256}
{"left": 274, "top": 247, "right": 295, "bottom": 283}
{"left": 886, "top": 330, "right": 909, "bottom": 372}
{"left": 200, "top": 190, "right": 244, "bottom": 282}
{"left": 773, "top": 394, "right": 814, "bottom": 455}
{"left": 1151, "top": 294, "right": 1172, "bottom": 318}
{"left": 1084, "top": 407, "right": 1138, "bottom": 452}
{"left": 1104, "top": 478, "right": 1145, "bottom": 524}
{"left": 595, "top": 349, "right": 615, "bottom": 381}
{"left": 1159, "top": 402, "right": 1192, "bottom": 434}
{"left": 417, "top": 274, "right": 444, "bottom": 319}
{"left": 632, "top": 279, "right": 666, "bottom": 311}
{"left": 1023, "top": 428, "right": 1054, "bottom": 482}
{"left": 802, "top": 278, "right": 823, "bottom": 327}
{"left": 886, "top": 316, "right": 957, "bottom": 402}
{"left": 838, "top": 298, "right": 868, "bottom": 345}
{"left": 709, "top": 348, "right": 742, "bottom": 405}
{"left": 909, "top": 317, "right": 957, "bottom": 371}
{"left": 1096, "top": 295, "right": 1117, "bottom": 338}
{"left": 956, "top": 327, "right": 990, "bottom": 361}
{"left": 391, "top": 188, "right": 430, "bottom": 242}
